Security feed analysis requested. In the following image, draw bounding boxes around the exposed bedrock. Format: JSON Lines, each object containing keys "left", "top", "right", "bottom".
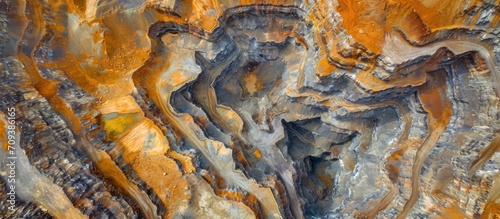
{"left": 1, "top": 0, "right": 500, "bottom": 218}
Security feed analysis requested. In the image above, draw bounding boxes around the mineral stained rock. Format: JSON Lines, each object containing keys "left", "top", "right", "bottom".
{"left": 1, "top": 0, "right": 500, "bottom": 218}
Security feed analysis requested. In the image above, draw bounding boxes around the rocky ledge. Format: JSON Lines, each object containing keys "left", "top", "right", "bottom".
{"left": 1, "top": 0, "right": 500, "bottom": 218}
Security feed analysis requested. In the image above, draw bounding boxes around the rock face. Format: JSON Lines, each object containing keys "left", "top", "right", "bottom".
{"left": 1, "top": 0, "right": 500, "bottom": 218}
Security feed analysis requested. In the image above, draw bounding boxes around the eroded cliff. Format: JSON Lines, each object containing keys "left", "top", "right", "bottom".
{"left": 1, "top": 0, "right": 500, "bottom": 218}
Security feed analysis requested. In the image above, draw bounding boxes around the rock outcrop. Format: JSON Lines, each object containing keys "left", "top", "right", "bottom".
{"left": 1, "top": 0, "right": 500, "bottom": 218}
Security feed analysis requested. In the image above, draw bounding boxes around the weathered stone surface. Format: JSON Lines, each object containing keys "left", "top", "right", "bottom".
{"left": 1, "top": 0, "right": 500, "bottom": 218}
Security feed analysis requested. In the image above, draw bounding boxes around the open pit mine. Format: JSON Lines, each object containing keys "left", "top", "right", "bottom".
{"left": 1, "top": 0, "right": 500, "bottom": 218}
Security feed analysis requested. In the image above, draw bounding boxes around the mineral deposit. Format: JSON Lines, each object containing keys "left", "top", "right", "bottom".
{"left": 0, "top": 0, "right": 500, "bottom": 218}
